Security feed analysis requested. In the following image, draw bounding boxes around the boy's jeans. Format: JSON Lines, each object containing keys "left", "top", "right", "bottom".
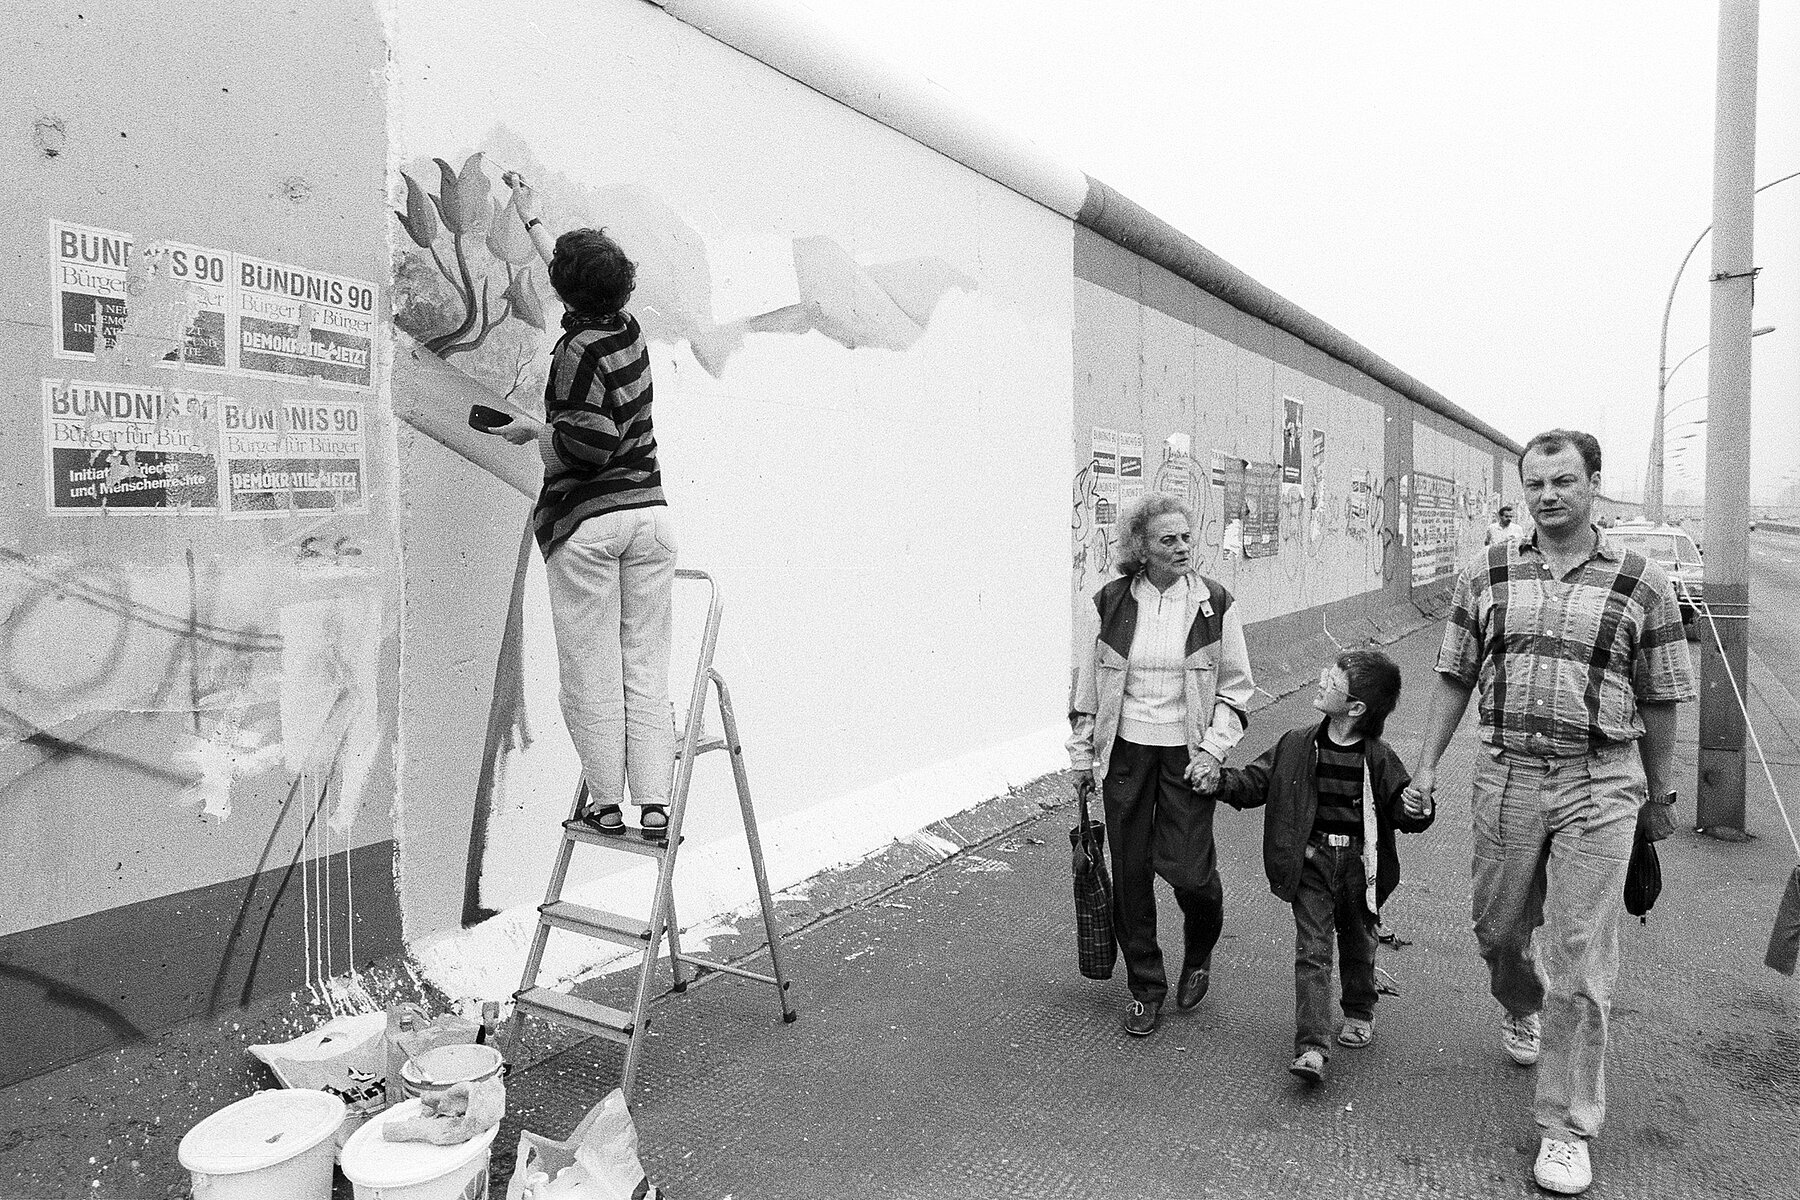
{"left": 544, "top": 507, "right": 678, "bottom": 808}
{"left": 1291, "top": 838, "right": 1379, "bottom": 1056}
{"left": 1471, "top": 742, "right": 1641, "bottom": 1142}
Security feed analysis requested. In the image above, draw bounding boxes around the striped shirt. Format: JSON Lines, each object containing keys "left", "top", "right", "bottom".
{"left": 1312, "top": 723, "right": 1365, "bottom": 836}
{"left": 1120, "top": 573, "right": 1189, "bottom": 746}
{"left": 532, "top": 311, "right": 665, "bottom": 557}
{"left": 1435, "top": 527, "right": 1696, "bottom": 757}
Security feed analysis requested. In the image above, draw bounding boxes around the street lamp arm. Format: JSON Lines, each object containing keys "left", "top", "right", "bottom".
{"left": 1647, "top": 168, "right": 1798, "bottom": 520}
{"left": 1659, "top": 167, "right": 1800, "bottom": 385}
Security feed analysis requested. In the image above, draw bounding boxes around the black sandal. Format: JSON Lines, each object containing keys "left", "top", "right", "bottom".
{"left": 579, "top": 805, "right": 626, "bottom": 835}
{"left": 638, "top": 804, "right": 669, "bottom": 841}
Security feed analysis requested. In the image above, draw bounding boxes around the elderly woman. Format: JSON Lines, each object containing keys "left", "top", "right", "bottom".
{"left": 483, "top": 174, "right": 677, "bottom": 840}
{"left": 1068, "top": 493, "right": 1256, "bottom": 1035}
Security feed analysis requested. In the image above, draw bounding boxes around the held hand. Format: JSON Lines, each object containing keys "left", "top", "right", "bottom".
{"left": 503, "top": 171, "right": 540, "bottom": 222}
{"left": 1401, "top": 784, "right": 1434, "bottom": 819}
{"left": 1186, "top": 752, "right": 1222, "bottom": 794}
{"left": 494, "top": 415, "right": 546, "bottom": 445}
{"left": 1074, "top": 773, "right": 1095, "bottom": 802}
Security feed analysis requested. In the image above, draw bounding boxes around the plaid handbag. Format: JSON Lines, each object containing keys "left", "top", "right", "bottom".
{"left": 1070, "top": 778, "right": 1117, "bottom": 980}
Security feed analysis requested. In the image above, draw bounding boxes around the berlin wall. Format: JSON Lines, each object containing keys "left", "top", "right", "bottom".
{"left": 0, "top": 0, "right": 1522, "bottom": 1085}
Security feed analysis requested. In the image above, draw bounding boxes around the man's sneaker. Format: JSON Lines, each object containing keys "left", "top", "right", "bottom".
{"left": 1502, "top": 1011, "right": 1542, "bottom": 1065}
{"left": 1288, "top": 1049, "right": 1326, "bottom": 1083}
{"left": 1533, "top": 1136, "right": 1592, "bottom": 1195}
{"left": 1123, "top": 999, "right": 1160, "bottom": 1036}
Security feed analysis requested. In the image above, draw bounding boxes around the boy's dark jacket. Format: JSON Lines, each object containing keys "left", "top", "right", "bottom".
{"left": 1213, "top": 720, "right": 1433, "bottom": 908}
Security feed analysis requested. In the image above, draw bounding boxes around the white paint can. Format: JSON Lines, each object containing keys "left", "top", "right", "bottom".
{"left": 339, "top": 1098, "right": 499, "bottom": 1200}
{"left": 177, "top": 1088, "right": 346, "bottom": 1200}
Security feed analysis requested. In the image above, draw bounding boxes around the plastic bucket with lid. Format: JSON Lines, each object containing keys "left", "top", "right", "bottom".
{"left": 340, "top": 1098, "right": 498, "bottom": 1200}
{"left": 398, "top": 1043, "right": 505, "bottom": 1102}
{"left": 177, "top": 1088, "right": 346, "bottom": 1200}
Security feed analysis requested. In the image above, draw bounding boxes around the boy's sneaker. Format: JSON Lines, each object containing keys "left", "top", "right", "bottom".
{"left": 1533, "top": 1136, "right": 1591, "bottom": 1195}
{"left": 1502, "top": 1011, "right": 1542, "bottom": 1065}
{"left": 1288, "top": 1049, "right": 1326, "bottom": 1083}
{"left": 1337, "top": 1018, "right": 1373, "bottom": 1048}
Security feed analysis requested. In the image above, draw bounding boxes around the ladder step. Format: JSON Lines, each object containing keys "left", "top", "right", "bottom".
{"left": 561, "top": 819, "right": 674, "bottom": 856}
{"left": 540, "top": 901, "right": 652, "bottom": 946}
{"left": 514, "top": 987, "right": 635, "bottom": 1044}
{"left": 678, "top": 737, "right": 728, "bottom": 756}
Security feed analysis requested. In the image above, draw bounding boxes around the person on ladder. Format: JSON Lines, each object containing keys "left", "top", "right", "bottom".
{"left": 483, "top": 172, "right": 677, "bottom": 840}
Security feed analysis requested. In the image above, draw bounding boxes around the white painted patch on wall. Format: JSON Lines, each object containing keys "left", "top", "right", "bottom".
{"left": 411, "top": 721, "right": 1066, "bottom": 1000}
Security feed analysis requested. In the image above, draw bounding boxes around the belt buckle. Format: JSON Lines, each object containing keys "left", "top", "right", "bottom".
{"left": 1324, "top": 833, "right": 1352, "bottom": 848}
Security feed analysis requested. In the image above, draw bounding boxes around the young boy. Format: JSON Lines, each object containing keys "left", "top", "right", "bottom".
{"left": 1201, "top": 649, "right": 1433, "bottom": 1082}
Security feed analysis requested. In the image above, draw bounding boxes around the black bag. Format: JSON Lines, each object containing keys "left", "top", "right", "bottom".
{"left": 1623, "top": 826, "right": 1662, "bottom": 921}
{"left": 1070, "top": 779, "right": 1116, "bottom": 980}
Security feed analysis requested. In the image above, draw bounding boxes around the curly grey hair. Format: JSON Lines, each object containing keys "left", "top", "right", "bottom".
{"left": 1113, "top": 492, "right": 1194, "bottom": 575}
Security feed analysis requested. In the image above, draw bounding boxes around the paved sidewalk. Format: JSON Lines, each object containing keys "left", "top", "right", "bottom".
{"left": 499, "top": 622, "right": 1800, "bottom": 1199}
{"left": 5, "top": 620, "right": 1798, "bottom": 1198}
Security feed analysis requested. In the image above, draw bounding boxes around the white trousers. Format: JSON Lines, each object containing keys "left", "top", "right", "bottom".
{"left": 543, "top": 506, "right": 678, "bottom": 808}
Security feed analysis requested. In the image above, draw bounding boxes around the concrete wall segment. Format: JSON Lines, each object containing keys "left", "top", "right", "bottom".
{"left": 388, "top": 0, "right": 1075, "bottom": 989}
{"left": 1, "top": 0, "right": 404, "bottom": 1082}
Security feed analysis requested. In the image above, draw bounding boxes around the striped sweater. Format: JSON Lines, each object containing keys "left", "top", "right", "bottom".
{"left": 532, "top": 311, "right": 665, "bottom": 557}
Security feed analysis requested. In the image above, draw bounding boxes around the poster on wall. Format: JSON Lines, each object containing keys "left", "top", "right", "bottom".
{"left": 235, "top": 255, "right": 377, "bottom": 390}
{"left": 49, "top": 221, "right": 232, "bottom": 369}
{"left": 1409, "top": 470, "right": 1459, "bottom": 584}
{"left": 1309, "top": 429, "right": 1327, "bottom": 507}
{"left": 1156, "top": 432, "right": 1192, "bottom": 499}
{"left": 1213, "top": 451, "right": 1247, "bottom": 557}
{"left": 42, "top": 379, "right": 219, "bottom": 513}
{"left": 1281, "top": 396, "right": 1304, "bottom": 486}
{"left": 1245, "top": 462, "right": 1281, "bottom": 557}
{"left": 220, "top": 397, "right": 369, "bottom": 518}
{"left": 1348, "top": 467, "right": 1375, "bottom": 532}
{"left": 1090, "top": 426, "right": 1120, "bottom": 526}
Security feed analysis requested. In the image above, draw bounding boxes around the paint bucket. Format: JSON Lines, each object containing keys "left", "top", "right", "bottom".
{"left": 398, "top": 1043, "right": 505, "bottom": 1102}
{"left": 177, "top": 1088, "right": 345, "bottom": 1200}
{"left": 339, "top": 1099, "right": 498, "bottom": 1200}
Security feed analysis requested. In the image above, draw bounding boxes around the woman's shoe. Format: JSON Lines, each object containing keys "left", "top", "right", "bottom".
{"left": 579, "top": 805, "right": 626, "bottom": 835}
{"left": 638, "top": 804, "right": 669, "bottom": 841}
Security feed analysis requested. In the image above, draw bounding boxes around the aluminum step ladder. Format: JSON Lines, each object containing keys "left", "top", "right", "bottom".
{"left": 504, "top": 568, "right": 796, "bottom": 1101}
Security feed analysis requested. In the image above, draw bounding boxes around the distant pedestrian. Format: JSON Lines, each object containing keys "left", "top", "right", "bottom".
{"left": 1067, "top": 494, "right": 1256, "bottom": 1036}
{"left": 1409, "top": 429, "right": 1693, "bottom": 1196}
{"left": 1485, "top": 504, "right": 1524, "bottom": 547}
{"left": 1200, "top": 648, "right": 1433, "bottom": 1083}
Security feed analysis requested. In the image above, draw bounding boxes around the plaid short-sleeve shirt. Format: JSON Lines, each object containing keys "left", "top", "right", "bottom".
{"left": 1435, "top": 527, "right": 1696, "bottom": 756}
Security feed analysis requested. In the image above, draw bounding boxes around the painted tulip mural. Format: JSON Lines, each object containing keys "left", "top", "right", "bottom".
{"left": 393, "top": 153, "right": 548, "bottom": 363}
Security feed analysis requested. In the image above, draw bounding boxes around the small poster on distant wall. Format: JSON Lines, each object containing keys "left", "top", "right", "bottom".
{"left": 235, "top": 255, "right": 377, "bottom": 389}
{"left": 49, "top": 221, "right": 232, "bottom": 370}
{"left": 1410, "top": 470, "right": 1459, "bottom": 585}
{"left": 1213, "top": 451, "right": 1247, "bottom": 557}
{"left": 1091, "top": 426, "right": 1120, "bottom": 527}
{"left": 1245, "top": 462, "right": 1281, "bottom": 557}
{"left": 1156, "top": 432, "right": 1192, "bottom": 499}
{"left": 42, "top": 379, "right": 219, "bottom": 513}
{"left": 1348, "top": 467, "right": 1375, "bottom": 532}
{"left": 220, "top": 397, "right": 369, "bottom": 518}
{"left": 1281, "top": 397, "right": 1304, "bottom": 486}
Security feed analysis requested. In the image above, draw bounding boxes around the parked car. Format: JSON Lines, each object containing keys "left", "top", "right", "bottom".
{"left": 1608, "top": 522, "right": 1704, "bottom": 638}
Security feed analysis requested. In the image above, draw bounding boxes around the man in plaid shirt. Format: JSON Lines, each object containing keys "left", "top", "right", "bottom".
{"left": 1409, "top": 429, "right": 1694, "bottom": 1196}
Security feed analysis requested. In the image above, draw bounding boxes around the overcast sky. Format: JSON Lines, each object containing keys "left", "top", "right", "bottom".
{"left": 801, "top": 1, "right": 1800, "bottom": 505}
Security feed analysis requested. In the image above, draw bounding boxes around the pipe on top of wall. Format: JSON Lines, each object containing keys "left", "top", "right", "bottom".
{"left": 655, "top": 0, "right": 1525, "bottom": 459}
